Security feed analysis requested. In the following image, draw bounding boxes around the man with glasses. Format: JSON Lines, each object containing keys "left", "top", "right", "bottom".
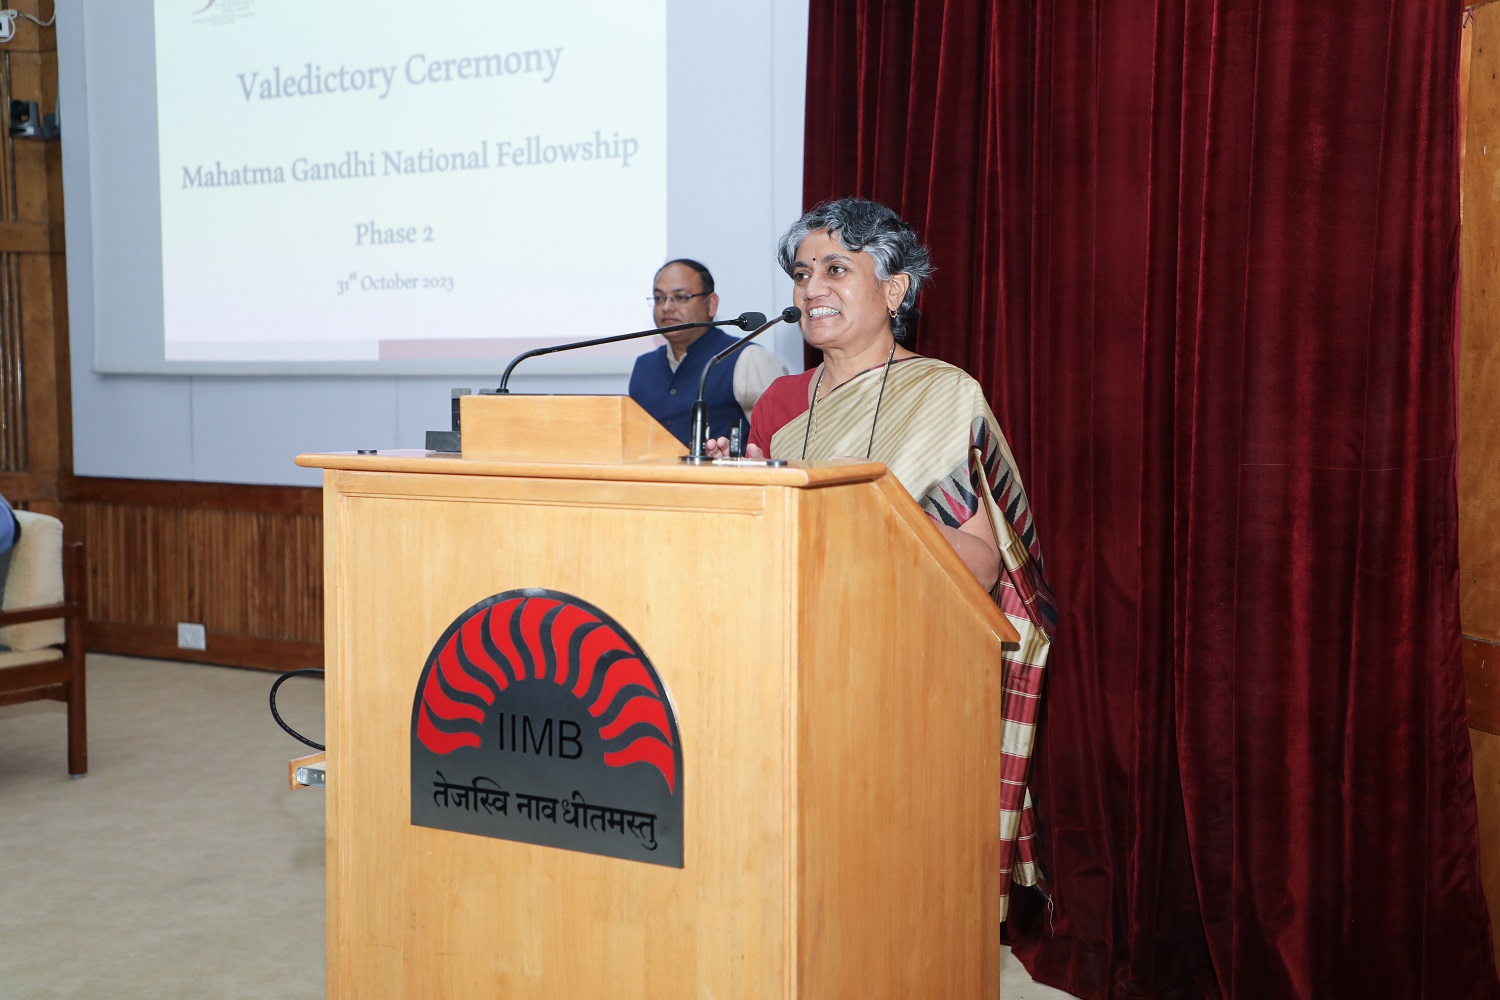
{"left": 628, "top": 258, "right": 787, "bottom": 447}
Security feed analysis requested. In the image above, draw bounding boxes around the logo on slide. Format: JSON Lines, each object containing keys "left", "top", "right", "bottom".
{"left": 191, "top": 0, "right": 256, "bottom": 25}
{"left": 409, "top": 589, "right": 683, "bottom": 867}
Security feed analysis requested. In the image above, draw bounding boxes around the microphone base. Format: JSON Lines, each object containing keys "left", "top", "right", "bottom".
{"left": 425, "top": 429, "right": 461, "bottom": 453}
{"left": 678, "top": 454, "right": 714, "bottom": 465}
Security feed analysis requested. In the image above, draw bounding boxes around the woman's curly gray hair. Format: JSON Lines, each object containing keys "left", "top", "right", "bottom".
{"left": 776, "top": 197, "right": 933, "bottom": 340}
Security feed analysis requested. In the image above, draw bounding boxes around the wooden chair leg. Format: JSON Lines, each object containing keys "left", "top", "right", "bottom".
{"left": 64, "top": 540, "right": 87, "bottom": 777}
{"left": 66, "top": 673, "right": 87, "bottom": 776}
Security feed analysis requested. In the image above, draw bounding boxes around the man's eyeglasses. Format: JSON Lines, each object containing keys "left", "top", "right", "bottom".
{"left": 649, "top": 292, "right": 711, "bottom": 306}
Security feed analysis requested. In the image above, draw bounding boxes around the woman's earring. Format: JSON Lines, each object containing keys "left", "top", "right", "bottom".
{"left": 888, "top": 307, "right": 899, "bottom": 319}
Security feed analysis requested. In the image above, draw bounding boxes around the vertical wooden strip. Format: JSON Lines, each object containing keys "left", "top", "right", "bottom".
{"left": 1467, "top": 637, "right": 1500, "bottom": 736}
{"left": 0, "top": 7, "right": 65, "bottom": 484}
{"left": 19, "top": 253, "right": 58, "bottom": 472}
{"left": 1461, "top": 9, "right": 1500, "bottom": 981}
{"left": 0, "top": 49, "right": 15, "bottom": 220}
{"left": 1471, "top": 727, "right": 1500, "bottom": 978}
{"left": 1461, "top": 8, "right": 1500, "bottom": 643}
{"left": 0, "top": 250, "right": 22, "bottom": 470}
{"left": 0, "top": 3, "right": 25, "bottom": 478}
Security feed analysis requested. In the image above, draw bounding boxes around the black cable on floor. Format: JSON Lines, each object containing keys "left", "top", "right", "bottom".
{"left": 269, "top": 668, "right": 324, "bottom": 751}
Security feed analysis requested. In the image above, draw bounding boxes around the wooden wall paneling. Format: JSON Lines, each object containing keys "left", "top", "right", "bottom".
{"left": 18, "top": 251, "right": 60, "bottom": 472}
{"left": 0, "top": 52, "right": 15, "bottom": 224}
{"left": 4, "top": 2, "right": 54, "bottom": 55}
{"left": 1461, "top": 8, "right": 1500, "bottom": 976}
{"left": 1461, "top": 8, "right": 1500, "bottom": 659}
{"left": 11, "top": 51, "right": 56, "bottom": 218}
{"left": 8, "top": 22, "right": 64, "bottom": 483}
{"left": 1473, "top": 727, "right": 1500, "bottom": 975}
{"left": 67, "top": 479, "right": 324, "bottom": 672}
{"left": 1471, "top": 637, "right": 1500, "bottom": 736}
{"left": 0, "top": 250, "right": 22, "bottom": 472}
{"left": 0, "top": 468, "right": 54, "bottom": 502}
{"left": 87, "top": 621, "right": 323, "bottom": 673}
{"left": 32, "top": 11, "right": 68, "bottom": 480}
{"left": 67, "top": 476, "right": 323, "bottom": 515}
{"left": 45, "top": 209, "right": 67, "bottom": 473}
{"left": 0, "top": 3, "right": 63, "bottom": 489}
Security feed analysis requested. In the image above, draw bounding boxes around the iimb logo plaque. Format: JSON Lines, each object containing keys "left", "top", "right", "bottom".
{"left": 409, "top": 589, "right": 683, "bottom": 867}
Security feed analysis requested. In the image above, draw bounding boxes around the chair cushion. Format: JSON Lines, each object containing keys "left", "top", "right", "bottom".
{"left": 0, "top": 510, "right": 66, "bottom": 652}
{"left": 0, "top": 646, "right": 63, "bottom": 669}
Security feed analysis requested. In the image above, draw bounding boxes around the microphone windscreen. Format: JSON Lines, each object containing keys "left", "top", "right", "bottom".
{"left": 735, "top": 311, "right": 767, "bottom": 330}
{"left": 781, "top": 306, "right": 802, "bottom": 323}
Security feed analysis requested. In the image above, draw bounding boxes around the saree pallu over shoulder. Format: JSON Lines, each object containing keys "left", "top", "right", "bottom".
{"left": 768, "top": 357, "right": 1056, "bottom": 918}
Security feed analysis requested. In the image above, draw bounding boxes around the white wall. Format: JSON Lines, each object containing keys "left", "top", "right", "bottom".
{"left": 58, "top": 0, "right": 808, "bottom": 486}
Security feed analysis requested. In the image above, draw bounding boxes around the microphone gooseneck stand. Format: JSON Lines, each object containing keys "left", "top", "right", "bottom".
{"left": 683, "top": 306, "right": 802, "bottom": 462}
{"left": 495, "top": 311, "right": 767, "bottom": 393}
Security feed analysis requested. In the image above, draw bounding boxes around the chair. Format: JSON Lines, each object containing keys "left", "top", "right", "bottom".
{"left": 0, "top": 510, "right": 87, "bottom": 775}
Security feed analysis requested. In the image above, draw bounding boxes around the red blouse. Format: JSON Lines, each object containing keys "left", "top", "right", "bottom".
{"left": 747, "top": 369, "right": 818, "bottom": 456}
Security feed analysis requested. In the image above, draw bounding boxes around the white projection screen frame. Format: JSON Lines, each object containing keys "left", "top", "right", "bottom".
{"left": 75, "top": 0, "right": 808, "bottom": 378}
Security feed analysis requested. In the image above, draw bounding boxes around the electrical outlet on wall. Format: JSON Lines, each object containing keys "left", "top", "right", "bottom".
{"left": 177, "top": 622, "right": 206, "bottom": 650}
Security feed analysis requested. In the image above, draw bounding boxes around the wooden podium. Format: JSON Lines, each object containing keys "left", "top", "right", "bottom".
{"left": 297, "top": 395, "right": 1019, "bottom": 999}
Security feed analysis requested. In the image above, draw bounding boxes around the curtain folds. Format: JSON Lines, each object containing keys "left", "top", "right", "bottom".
{"left": 803, "top": 2, "right": 1499, "bottom": 997}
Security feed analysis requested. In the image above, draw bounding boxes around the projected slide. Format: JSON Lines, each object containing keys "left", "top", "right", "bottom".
{"left": 153, "top": 0, "right": 666, "bottom": 362}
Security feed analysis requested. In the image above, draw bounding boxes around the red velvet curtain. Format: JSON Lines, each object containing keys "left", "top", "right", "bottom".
{"left": 803, "top": 2, "right": 1499, "bottom": 997}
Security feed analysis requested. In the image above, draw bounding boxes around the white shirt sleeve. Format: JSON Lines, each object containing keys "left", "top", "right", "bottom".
{"left": 732, "top": 344, "right": 790, "bottom": 414}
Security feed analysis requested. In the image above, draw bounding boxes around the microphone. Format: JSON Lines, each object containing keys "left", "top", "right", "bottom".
{"left": 684, "top": 306, "right": 802, "bottom": 461}
{"left": 496, "top": 311, "right": 766, "bottom": 392}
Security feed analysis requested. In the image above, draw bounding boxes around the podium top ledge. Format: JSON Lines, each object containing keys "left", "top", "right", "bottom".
{"left": 294, "top": 449, "right": 888, "bottom": 488}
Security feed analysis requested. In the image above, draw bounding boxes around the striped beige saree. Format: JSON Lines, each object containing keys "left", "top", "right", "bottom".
{"left": 768, "top": 356, "right": 1056, "bottom": 919}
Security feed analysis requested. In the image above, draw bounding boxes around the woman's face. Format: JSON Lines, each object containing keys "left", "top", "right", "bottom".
{"left": 790, "top": 229, "right": 908, "bottom": 353}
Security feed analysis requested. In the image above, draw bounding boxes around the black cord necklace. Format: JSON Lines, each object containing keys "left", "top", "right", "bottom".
{"left": 800, "top": 340, "right": 900, "bottom": 460}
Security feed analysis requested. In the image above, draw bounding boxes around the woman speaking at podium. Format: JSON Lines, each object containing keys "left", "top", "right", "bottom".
{"left": 707, "top": 196, "right": 1056, "bottom": 909}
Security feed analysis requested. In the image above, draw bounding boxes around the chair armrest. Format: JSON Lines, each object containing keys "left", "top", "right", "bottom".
{"left": 0, "top": 602, "right": 68, "bottom": 626}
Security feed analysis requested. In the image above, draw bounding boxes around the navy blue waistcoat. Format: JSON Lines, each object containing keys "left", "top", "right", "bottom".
{"left": 628, "top": 327, "right": 750, "bottom": 446}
